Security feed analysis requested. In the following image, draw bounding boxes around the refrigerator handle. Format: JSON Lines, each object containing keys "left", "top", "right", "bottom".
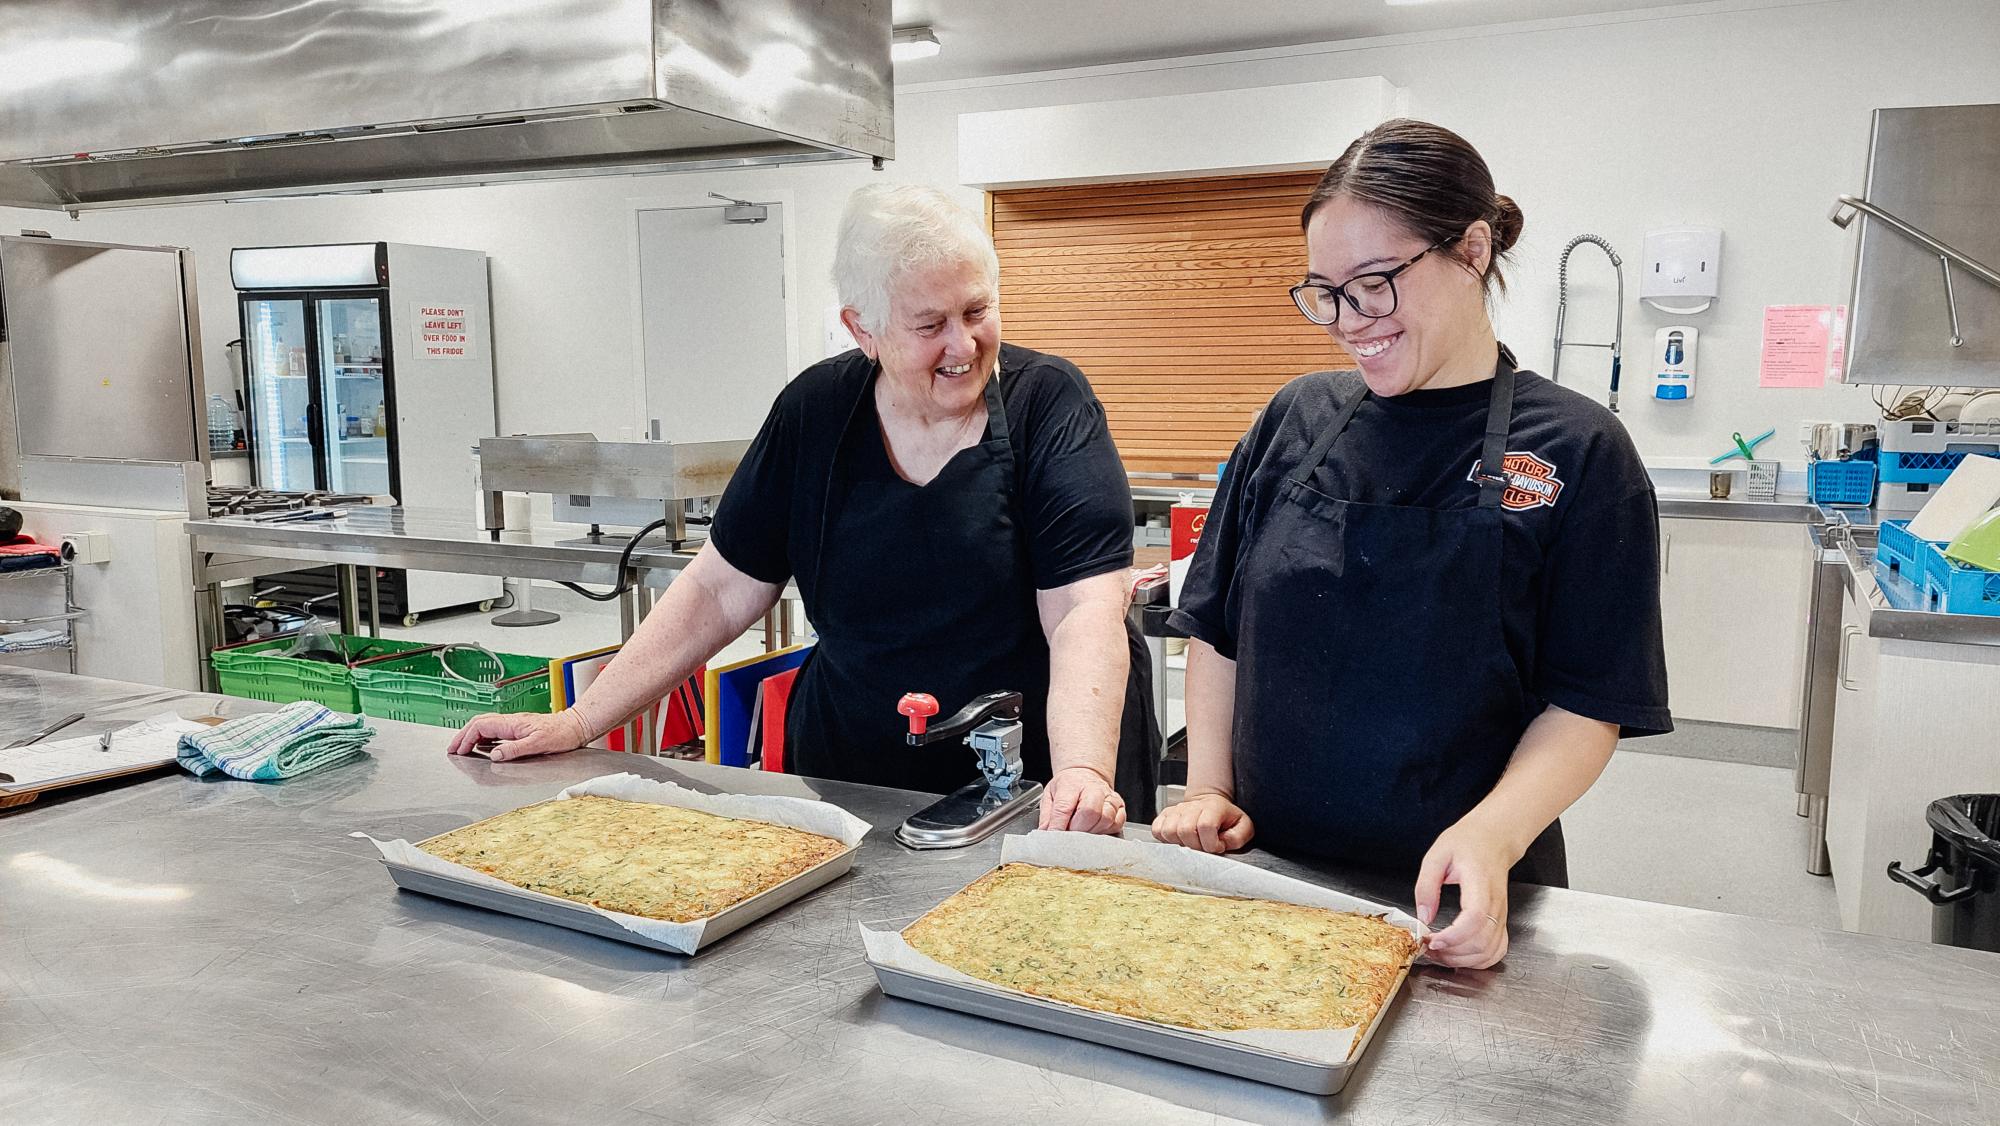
{"left": 306, "top": 400, "right": 323, "bottom": 449}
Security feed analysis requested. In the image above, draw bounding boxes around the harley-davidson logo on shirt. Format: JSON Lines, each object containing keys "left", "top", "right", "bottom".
{"left": 1467, "top": 451, "right": 1565, "bottom": 511}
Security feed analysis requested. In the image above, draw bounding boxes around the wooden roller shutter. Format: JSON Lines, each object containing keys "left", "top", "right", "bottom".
{"left": 989, "top": 171, "right": 1351, "bottom": 477}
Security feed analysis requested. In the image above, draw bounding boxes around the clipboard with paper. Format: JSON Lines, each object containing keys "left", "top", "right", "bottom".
{"left": 0, "top": 713, "right": 211, "bottom": 810}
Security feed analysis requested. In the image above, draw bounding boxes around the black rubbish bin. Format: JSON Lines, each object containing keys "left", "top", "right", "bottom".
{"left": 1887, "top": 794, "right": 2000, "bottom": 952}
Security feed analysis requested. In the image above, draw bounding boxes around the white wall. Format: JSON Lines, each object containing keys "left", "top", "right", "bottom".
{"left": 4, "top": 0, "right": 1997, "bottom": 473}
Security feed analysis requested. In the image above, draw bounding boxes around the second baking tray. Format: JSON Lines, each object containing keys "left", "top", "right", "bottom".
{"left": 868, "top": 950, "right": 1410, "bottom": 1095}
{"left": 384, "top": 842, "right": 856, "bottom": 955}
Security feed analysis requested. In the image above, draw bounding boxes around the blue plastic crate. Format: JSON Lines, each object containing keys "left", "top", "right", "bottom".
{"left": 1808, "top": 459, "right": 1876, "bottom": 506}
{"left": 1875, "top": 519, "right": 1931, "bottom": 579}
{"left": 1872, "top": 557, "right": 1923, "bottom": 610}
{"left": 1877, "top": 448, "right": 1999, "bottom": 484}
{"left": 1921, "top": 551, "right": 2000, "bottom": 616}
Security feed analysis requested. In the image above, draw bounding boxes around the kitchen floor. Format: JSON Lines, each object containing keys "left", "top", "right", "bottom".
{"left": 385, "top": 588, "right": 1841, "bottom": 932}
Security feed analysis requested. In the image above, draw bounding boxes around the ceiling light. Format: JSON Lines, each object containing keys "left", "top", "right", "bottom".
{"left": 892, "top": 26, "right": 942, "bottom": 62}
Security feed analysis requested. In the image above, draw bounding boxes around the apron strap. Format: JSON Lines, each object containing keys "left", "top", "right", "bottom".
{"left": 1473, "top": 353, "right": 1519, "bottom": 509}
{"left": 1288, "top": 348, "right": 1520, "bottom": 495}
{"left": 812, "top": 362, "right": 884, "bottom": 596}
{"left": 981, "top": 365, "right": 1012, "bottom": 445}
{"left": 1287, "top": 376, "right": 1370, "bottom": 488}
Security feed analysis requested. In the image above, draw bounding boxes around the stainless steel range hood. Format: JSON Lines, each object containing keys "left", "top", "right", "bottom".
{"left": 0, "top": 0, "right": 893, "bottom": 213}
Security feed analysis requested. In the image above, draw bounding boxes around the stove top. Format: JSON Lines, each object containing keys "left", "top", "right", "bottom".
{"left": 207, "top": 487, "right": 374, "bottom": 518}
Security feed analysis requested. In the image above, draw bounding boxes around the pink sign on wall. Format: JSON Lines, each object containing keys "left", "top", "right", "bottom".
{"left": 1759, "top": 304, "right": 1845, "bottom": 389}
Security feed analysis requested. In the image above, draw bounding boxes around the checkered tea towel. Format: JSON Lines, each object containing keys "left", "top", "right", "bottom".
{"left": 178, "top": 701, "right": 376, "bottom": 781}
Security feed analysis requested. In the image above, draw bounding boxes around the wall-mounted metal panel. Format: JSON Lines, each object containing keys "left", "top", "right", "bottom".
{"left": 1846, "top": 104, "right": 2000, "bottom": 388}
{"left": 0, "top": 237, "right": 201, "bottom": 464}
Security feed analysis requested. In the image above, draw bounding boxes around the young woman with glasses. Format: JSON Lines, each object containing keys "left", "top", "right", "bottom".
{"left": 1153, "top": 120, "right": 1671, "bottom": 969}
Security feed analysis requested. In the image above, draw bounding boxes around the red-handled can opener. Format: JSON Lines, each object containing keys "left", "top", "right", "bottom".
{"left": 891, "top": 688, "right": 1039, "bottom": 850}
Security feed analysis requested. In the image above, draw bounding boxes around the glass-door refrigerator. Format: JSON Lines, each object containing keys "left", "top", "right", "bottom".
{"left": 232, "top": 242, "right": 502, "bottom": 623}
{"left": 240, "top": 288, "right": 390, "bottom": 495}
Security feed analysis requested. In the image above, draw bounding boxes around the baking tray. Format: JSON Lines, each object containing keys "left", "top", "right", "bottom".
{"left": 383, "top": 833, "right": 857, "bottom": 955}
{"left": 869, "top": 951, "right": 1409, "bottom": 1095}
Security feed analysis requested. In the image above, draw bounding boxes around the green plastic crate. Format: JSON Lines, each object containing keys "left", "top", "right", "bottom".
{"left": 210, "top": 634, "right": 435, "bottom": 711}
{"left": 352, "top": 645, "right": 553, "bottom": 728}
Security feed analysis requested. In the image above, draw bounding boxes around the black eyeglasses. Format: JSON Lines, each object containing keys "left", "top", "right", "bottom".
{"left": 1289, "top": 236, "right": 1461, "bottom": 327}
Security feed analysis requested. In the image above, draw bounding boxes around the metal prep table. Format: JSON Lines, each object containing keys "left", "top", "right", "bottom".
{"left": 185, "top": 506, "right": 799, "bottom": 723}
{"left": 187, "top": 505, "right": 698, "bottom": 644}
{"left": 1, "top": 666, "right": 1995, "bottom": 1125}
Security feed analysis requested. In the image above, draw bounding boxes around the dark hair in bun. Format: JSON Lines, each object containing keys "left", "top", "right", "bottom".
{"left": 1301, "top": 119, "right": 1523, "bottom": 295}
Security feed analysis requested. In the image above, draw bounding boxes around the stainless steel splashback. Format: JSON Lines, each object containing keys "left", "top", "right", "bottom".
{"left": 0, "top": 0, "right": 893, "bottom": 211}
{"left": 1845, "top": 104, "right": 2000, "bottom": 388}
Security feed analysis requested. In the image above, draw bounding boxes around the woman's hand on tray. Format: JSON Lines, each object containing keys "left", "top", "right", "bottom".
{"left": 446, "top": 710, "right": 590, "bottom": 762}
{"left": 1414, "top": 820, "right": 1512, "bottom": 969}
{"left": 1038, "top": 765, "right": 1126, "bottom": 834}
{"left": 1149, "top": 789, "right": 1255, "bottom": 854}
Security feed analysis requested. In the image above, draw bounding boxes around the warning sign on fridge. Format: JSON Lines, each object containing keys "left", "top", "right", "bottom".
{"left": 413, "top": 303, "right": 475, "bottom": 360}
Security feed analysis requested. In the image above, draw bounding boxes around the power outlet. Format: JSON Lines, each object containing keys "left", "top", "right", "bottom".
{"left": 58, "top": 531, "right": 112, "bottom": 565}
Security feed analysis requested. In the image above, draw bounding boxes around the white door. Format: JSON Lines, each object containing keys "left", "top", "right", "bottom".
{"left": 637, "top": 205, "right": 790, "bottom": 444}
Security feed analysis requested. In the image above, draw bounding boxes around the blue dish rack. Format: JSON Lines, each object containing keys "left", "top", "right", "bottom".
{"left": 1807, "top": 459, "right": 1876, "bottom": 506}
{"left": 1875, "top": 519, "right": 2000, "bottom": 616}
{"left": 1923, "top": 554, "right": 2000, "bottom": 616}
{"left": 1876, "top": 448, "right": 1999, "bottom": 485}
{"left": 1875, "top": 519, "right": 1927, "bottom": 577}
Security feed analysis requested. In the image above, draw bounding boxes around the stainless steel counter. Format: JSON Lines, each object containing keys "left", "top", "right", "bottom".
{"left": 1655, "top": 493, "right": 1823, "bottom": 522}
{"left": 187, "top": 505, "right": 702, "bottom": 588}
{"left": 2, "top": 667, "right": 1995, "bottom": 1125}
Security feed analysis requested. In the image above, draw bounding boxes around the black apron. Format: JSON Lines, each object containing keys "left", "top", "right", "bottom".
{"left": 1230, "top": 354, "right": 1565, "bottom": 886}
{"left": 785, "top": 367, "right": 1159, "bottom": 817}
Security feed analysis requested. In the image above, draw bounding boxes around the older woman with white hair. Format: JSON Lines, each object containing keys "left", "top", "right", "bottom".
{"left": 449, "top": 185, "right": 1158, "bottom": 831}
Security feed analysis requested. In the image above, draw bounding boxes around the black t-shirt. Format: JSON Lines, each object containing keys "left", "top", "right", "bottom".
{"left": 1170, "top": 365, "right": 1672, "bottom": 737}
{"left": 709, "top": 343, "right": 1135, "bottom": 605}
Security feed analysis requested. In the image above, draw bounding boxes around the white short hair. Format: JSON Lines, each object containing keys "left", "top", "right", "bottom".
{"left": 833, "top": 184, "right": 1000, "bottom": 333}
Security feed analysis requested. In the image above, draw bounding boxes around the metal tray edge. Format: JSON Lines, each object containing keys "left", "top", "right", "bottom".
{"left": 383, "top": 843, "right": 857, "bottom": 954}
{"left": 868, "top": 955, "right": 1413, "bottom": 1096}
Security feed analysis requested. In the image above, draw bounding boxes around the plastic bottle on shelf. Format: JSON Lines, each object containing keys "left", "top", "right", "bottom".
{"left": 206, "top": 395, "right": 235, "bottom": 452}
